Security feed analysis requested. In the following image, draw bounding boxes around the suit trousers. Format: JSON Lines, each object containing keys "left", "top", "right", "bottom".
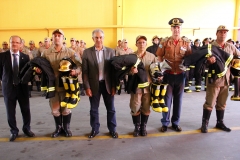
{"left": 4, "top": 84, "right": 31, "bottom": 134}
{"left": 161, "top": 72, "right": 185, "bottom": 126}
{"left": 89, "top": 81, "right": 116, "bottom": 132}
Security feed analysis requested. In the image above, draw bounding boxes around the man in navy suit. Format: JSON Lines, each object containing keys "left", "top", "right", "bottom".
{"left": 0, "top": 35, "right": 35, "bottom": 142}
{"left": 82, "top": 29, "right": 118, "bottom": 138}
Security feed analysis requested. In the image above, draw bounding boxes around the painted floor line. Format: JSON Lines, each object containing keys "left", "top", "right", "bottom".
{"left": 0, "top": 127, "right": 239, "bottom": 142}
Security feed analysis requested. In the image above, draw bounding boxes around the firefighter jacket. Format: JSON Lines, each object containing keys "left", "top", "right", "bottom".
{"left": 184, "top": 44, "right": 233, "bottom": 84}
{"left": 19, "top": 57, "right": 55, "bottom": 98}
{"left": 110, "top": 54, "right": 149, "bottom": 93}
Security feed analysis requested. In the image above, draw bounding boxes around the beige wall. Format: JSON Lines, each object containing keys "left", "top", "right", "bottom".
{"left": 0, "top": 0, "right": 239, "bottom": 49}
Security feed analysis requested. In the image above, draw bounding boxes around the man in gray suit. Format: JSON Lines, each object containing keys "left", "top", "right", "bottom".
{"left": 82, "top": 29, "right": 118, "bottom": 138}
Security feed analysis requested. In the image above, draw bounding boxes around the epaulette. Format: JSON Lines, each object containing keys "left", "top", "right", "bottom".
{"left": 161, "top": 37, "right": 169, "bottom": 43}
{"left": 158, "top": 37, "right": 169, "bottom": 48}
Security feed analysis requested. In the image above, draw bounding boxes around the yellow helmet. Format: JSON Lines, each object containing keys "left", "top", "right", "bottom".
{"left": 59, "top": 57, "right": 76, "bottom": 72}
{"left": 232, "top": 59, "right": 240, "bottom": 70}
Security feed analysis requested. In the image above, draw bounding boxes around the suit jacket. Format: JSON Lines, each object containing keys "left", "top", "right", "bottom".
{"left": 82, "top": 46, "right": 115, "bottom": 95}
{"left": 0, "top": 50, "right": 30, "bottom": 97}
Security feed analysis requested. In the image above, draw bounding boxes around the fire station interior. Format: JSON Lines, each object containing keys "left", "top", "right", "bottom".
{"left": 0, "top": 0, "right": 240, "bottom": 160}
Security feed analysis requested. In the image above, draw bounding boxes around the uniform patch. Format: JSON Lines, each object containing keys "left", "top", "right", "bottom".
{"left": 159, "top": 44, "right": 162, "bottom": 48}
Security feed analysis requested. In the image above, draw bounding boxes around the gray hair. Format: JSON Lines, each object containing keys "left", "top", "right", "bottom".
{"left": 9, "top": 35, "right": 22, "bottom": 43}
{"left": 92, "top": 29, "right": 104, "bottom": 38}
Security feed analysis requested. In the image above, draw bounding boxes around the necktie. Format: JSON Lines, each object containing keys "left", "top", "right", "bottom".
{"left": 12, "top": 54, "right": 19, "bottom": 85}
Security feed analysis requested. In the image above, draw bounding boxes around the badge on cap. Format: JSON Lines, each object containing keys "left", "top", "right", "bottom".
{"left": 172, "top": 18, "right": 179, "bottom": 25}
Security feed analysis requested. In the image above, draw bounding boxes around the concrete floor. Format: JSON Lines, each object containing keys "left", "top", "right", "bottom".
{"left": 0, "top": 86, "right": 240, "bottom": 160}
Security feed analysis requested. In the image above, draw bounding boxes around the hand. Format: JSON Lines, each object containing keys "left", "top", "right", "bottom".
{"left": 86, "top": 88, "right": 92, "bottom": 97}
{"left": 111, "top": 87, "right": 116, "bottom": 96}
{"left": 207, "top": 56, "right": 216, "bottom": 64}
{"left": 35, "top": 67, "right": 42, "bottom": 74}
{"left": 157, "top": 76, "right": 163, "bottom": 81}
{"left": 70, "top": 69, "right": 78, "bottom": 76}
{"left": 131, "top": 67, "right": 138, "bottom": 74}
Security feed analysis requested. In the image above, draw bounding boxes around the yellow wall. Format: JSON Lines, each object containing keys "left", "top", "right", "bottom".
{"left": 0, "top": 0, "right": 238, "bottom": 50}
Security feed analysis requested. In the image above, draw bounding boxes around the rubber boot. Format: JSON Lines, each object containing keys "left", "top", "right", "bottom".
{"left": 184, "top": 86, "right": 192, "bottom": 93}
{"left": 36, "top": 81, "right": 41, "bottom": 92}
{"left": 132, "top": 114, "right": 140, "bottom": 137}
{"left": 215, "top": 110, "right": 231, "bottom": 132}
{"left": 184, "top": 67, "right": 192, "bottom": 93}
{"left": 51, "top": 115, "right": 62, "bottom": 138}
{"left": 231, "top": 77, "right": 240, "bottom": 100}
{"left": 67, "top": 77, "right": 80, "bottom": 108}
{"left": 118, "top": 83, "right": 122, "bottom": 95}
{"left": 62, "top": 113, "right": 72, "bottom": 137}
{"left": 150, "top": 83, "right": 162, "bottom": 112}
{"left": 188, "top": 65, "right": 195, "bottom": 86}
{"left": 195, "top": 85, "right": 202, "bottom": 92}
{"left": 60, "top": 76, "right": 71, "bottom": 107}
{"left": 124, "top": 77, "right": 128, "bottom": 92}
{"left": 140, "top": 113, "right": 149, "bottom": 136}
{"left": 159, "top": 84, "right": 168, "bottom": 112}
{"left": 200, "top": 109, "right": 212, "bottom": 133}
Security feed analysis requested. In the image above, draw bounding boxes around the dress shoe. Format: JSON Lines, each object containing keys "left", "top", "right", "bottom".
{"left": 172, "top": 124, "right": 182, "bottom": 132}
{"left": 88, "top": 130, "right": 99, "bottom": 138}
{"left": 23, "top": 129, "right": 35, "bottom": 137}
{"left": 109, "top": 131, "right": 118, "bottom": 138}
{"left": 160, "top": 126, "right": 167, "bottom": 132}
{"left": 9, "top": 133, "right": 18, "bottom": 142}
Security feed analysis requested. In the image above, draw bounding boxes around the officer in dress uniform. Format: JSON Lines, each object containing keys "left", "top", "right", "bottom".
{"left": 156, "top": 18, "right": 192, "bottom": 132}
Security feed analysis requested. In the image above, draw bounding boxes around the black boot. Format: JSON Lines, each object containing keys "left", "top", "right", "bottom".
{"left": 215, "top": 110, "right": 231, "bottom": 132}
{"left": 28, "top": 85, "right": 32, "bottom": 98}
{"left": 140, "top": 113, "right": 149, "bottom": 136}
{"left": 51, "top": 116, "right": 62, "bottom": 138}
{"left": 132, "top": 114, "right": 140, "bottom": 137}
{"left": 36, "top": 81, "right": 41, "bottom": 92}
{"left": 62, "top": 113, "right": 72, "bottom": 137}
{"left": 201, "top": 109, "right": 212, "bottom": 133}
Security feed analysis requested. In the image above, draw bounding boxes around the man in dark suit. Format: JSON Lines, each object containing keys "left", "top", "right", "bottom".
{"left": 82, "top": 29, "right": 118, "bottom": 138}
{"left": 0, "top": 36, "right": 35, "bottom": 142}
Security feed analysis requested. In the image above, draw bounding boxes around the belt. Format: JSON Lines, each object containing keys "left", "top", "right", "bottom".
{"left": 165, "top": 70, "right": 183, "bottom": 75}
{"left": 99, "top": 80, "right": 105, "bottom": 83}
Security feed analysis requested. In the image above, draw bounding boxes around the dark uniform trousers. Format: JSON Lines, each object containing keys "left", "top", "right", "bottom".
{"left": 161, "top": 72, "right": 185, "bottom": 126}
{"left": 89, "top": 81, "right": 117, "bottom": 132}
{"left": 4, "top": 84, "right": 31, "bottom": 134}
